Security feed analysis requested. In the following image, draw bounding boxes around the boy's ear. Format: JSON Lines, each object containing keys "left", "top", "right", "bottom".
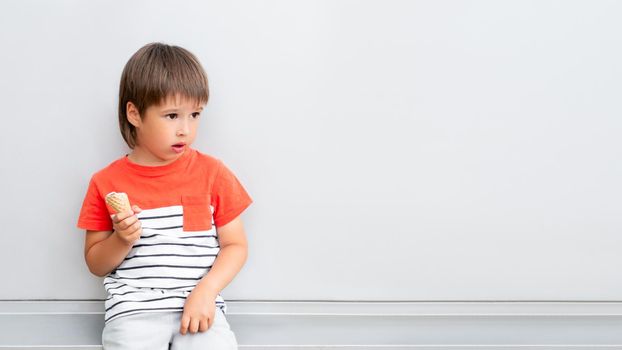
{"left": 126, "top": 101, "right": 141, "bottom": 127}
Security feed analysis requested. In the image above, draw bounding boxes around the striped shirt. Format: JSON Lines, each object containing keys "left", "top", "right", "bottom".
{"left": 77, "top": 147, "right": 253, "bottom": 324}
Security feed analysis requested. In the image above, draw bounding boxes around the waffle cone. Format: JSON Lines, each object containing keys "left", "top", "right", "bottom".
{"left": 105, "top": 192, "right": 132, "bottom": 214}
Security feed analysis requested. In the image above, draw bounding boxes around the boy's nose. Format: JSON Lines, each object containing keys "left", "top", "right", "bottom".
{"left": 177, "top": 120, "right": 189, "bottom": 135}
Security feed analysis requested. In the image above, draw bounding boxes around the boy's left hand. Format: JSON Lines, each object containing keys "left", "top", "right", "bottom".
{"left": 179, "top": 287, "right": 217, "bottom": 335}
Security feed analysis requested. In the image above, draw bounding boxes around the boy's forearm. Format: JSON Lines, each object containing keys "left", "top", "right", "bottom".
{"left": 86, "top": 231, "right": 133, "bottom": 277}
{"left": 195, "top": 244, "right": 248, "bottom": 298}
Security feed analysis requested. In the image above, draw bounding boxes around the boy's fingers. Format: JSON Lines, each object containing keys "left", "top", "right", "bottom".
{"left": 123, "top": 217, "right": 138, "bottom": 230}
{"left": 112, "top": 212, "right": 125, "bottom": 221}
{"left": 189, "top": 318, "right": 200, "bottom": 333}
{"left": 180, "top": 314, "right": 190, "bottom": 335}
{"left": 118, "top": 210, "right": 134, "bottom": 220}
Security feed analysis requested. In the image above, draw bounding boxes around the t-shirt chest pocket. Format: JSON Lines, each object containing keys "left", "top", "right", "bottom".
{"left": 181, "top": 194, "right": 213, "bottom": 232}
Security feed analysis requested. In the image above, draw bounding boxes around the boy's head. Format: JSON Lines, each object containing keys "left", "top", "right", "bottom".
{"left": 118, "top": 42, "right": 209, "bottom": 150}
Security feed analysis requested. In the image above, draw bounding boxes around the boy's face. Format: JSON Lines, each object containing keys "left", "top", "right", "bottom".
{"left": 127, "top": 93, "right": 205, "bottom": 165}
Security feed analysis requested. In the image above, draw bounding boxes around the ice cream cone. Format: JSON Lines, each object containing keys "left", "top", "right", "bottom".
{"left": 105, "top": 192, "right": 132, "bottom": 214}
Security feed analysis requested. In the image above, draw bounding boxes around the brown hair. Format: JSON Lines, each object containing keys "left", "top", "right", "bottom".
{"left": 118, "top": 42, "right": 209, "bottom": 149}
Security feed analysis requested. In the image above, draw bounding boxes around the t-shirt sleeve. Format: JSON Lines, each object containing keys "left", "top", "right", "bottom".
{"left": 212, "top": 160, "right": 253, "bottom": 227}
{"left": 77, "top": 175, "right": 113, "bottom": 231}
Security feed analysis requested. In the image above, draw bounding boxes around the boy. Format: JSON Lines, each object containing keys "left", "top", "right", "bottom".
{"left": 77, "top": 42, "right": 252, "bottom": 349}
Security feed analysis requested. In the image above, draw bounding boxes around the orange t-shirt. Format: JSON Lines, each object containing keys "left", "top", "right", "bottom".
{"left": 77, "top": 147, "right": 253, "bottom": 324}
{"left": 78, "top": 146, "right": 252, "bottom": 231}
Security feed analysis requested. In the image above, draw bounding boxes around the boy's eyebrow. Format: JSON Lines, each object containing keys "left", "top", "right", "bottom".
{"left": 161, "top": 106, "right": 204, "bottom": 113}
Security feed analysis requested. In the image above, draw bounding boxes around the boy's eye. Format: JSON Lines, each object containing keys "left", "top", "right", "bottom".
{"left": 165, "top": 113, "right": 200, "bottom": 119}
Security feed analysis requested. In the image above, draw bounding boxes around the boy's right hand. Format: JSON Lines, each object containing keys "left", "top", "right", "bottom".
{"left": 111, "top": 205, "right": 143, "bottom": 246}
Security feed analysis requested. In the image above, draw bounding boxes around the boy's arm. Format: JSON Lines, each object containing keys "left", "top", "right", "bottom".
{"left": 84, "top": 230, "right": 133, "bottom": 277}
{"left": 194, "top": 215, "right": 248, "bottom": 298}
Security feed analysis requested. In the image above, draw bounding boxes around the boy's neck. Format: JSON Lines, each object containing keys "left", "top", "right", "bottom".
{"left": 127, "top": 147, "right": 183, "bottom": 167}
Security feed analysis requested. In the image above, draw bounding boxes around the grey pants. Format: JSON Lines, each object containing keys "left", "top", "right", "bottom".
{"left": 102, "top": 307, "right": 238, "bottom": 349}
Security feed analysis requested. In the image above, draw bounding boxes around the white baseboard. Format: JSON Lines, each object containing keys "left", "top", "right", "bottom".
{"left": 0, "top": 301, "right": 621, "bottom": 349}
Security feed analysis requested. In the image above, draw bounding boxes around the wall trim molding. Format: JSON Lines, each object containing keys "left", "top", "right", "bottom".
{"left": 0, "top": 301, "right": 621, "bottom": 348}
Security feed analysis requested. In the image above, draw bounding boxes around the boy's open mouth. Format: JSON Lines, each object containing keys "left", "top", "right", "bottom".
{"left": 172, "top": 143, "right": 186, "bottom": 153}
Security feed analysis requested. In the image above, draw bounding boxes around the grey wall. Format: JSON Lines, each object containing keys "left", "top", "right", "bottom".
{"left": 0, "top": 0, "right": 620, "bottom": 303}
